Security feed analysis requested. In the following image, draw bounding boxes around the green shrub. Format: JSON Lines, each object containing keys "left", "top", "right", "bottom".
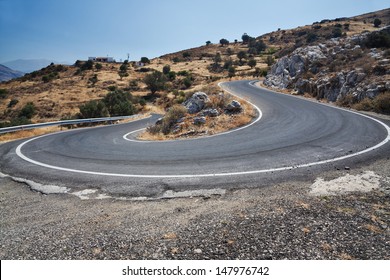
{"left": 162, "top": 65, "right": 171, "bottom": 75}
{"left": 8, "top": 99, "right": 18, "bottom": 108}
{"left": 0, "top": 88, "right": 7, "bottom": 99}
{"left": 140, "top": 57, "right": 150, "bottom": 64}
{"left": 78, "top": 100, "right": 109, "bottom": 119}
{"left": 364, "top": 30, "right": 390, "bottom": 48}
{"left": 103, "top": 90, "right": 136, "bottom": 116}
{"left": 143, "top": 71, "right": 167, "bottom": 94}
{"left": 19, "top": 102, "right": 36, "bottom": 119}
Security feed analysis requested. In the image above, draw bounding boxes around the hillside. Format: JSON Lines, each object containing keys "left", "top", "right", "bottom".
{"left": 0, "top": 65, "right": 24, "bottom": 82}
{"left": 0, "top": 8, "right": 389, "bottom": 127}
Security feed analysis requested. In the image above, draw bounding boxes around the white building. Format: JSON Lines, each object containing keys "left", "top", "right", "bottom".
{"left": 88, "top": 56, "right": 115, "bottom": 63}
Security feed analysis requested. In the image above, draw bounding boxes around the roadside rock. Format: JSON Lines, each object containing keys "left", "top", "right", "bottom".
{"left": 200, "top": 108, "right": 219, "bottom": 117}
{"left": 184, "top": 92, "right": 209, "bottom": 114}
{"left": 225, "top": 100, "right": 242, "bottom": 114}
{"left": 193, "top": 116, "right": 206, "bottom": 125}
{"left": 264, "top": 27, "right": 390, "bottom": 103}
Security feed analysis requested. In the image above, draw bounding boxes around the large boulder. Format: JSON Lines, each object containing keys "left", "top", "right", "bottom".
{"left": 183, "top": 92, "right": 209, "bottom": 114}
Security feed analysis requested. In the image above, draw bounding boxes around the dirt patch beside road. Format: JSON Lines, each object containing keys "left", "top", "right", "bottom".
{"left": 1, "top": 157, "right": 389, "bottom": 260}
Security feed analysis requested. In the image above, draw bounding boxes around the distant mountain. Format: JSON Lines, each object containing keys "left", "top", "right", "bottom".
{"left": 0, "top": 64, "right": 24, "bottom": 82}
{"left": 1, "top": 59, "right": 69, "bottom": 73}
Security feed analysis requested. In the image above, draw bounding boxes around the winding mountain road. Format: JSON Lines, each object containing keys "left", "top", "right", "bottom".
{"left": 1, "top": 80, "right": 389, "bottom": 198}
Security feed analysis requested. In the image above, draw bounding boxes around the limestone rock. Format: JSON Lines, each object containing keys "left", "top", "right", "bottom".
{"left": 200, "top": 108, "right": 219, "bottom": 117}
{"left": 225, "top": 100, "right": 242, "bottom": 113}
{"left": 183, "top": 92, "right": 209, "bottom": 114}
{"left": 193, "top": 116, "right": 206, "bottom": 125}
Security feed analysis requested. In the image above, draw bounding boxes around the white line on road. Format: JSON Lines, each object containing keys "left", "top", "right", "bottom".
{"left": 15, "top": 81, "right": 390, "bottom": 179}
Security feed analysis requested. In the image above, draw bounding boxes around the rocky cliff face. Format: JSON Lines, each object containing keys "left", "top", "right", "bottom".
{"left": 264, "top": 27, "right": 390, "bottom": 103}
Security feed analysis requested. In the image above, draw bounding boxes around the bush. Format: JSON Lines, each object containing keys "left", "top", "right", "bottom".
{"left": 0, "top": 88, "right": 7, "bottom": 99}
{"left": 364, "top": 30, "right": 390, "bottom": 48}
{"left": 81, "top": 60, "right": 94, "bottom": 71}
{"left": 148, "top": 105, "right": 187, "bottom": 135}
{"left": 0, "top": 117, "right": 31, "bottom": 128}
{"left": 95, "top": 63, "right": 102, "bottom": 71}
{"left": 248, "top": 39, "right": 266, "bottom": 55}
{"left": 373, "top": 93, "right": 390, "bottom": 114}
{"left": 144, "top": 71, "right": 167, "bottom": 94}
{"left": 331, "top": 27, "right": 343, "bottom": 38}
{"left": 8, "top": 99, "right": 18, "bottom": 108}
{"left": 182, "top": 77, "right": 193, "bottom": 89}
{"left": 353, "top": 98, "right": 374, "bottom": 111}
{"left": 220, "top": 38, "right": 229, "bottom": 46}
{"left": 19, "top": 102, "right": 36, "bottom": 119}
{"left": 78, "top": 100, "right": 109, "bottom": 119}
{"left": 374, "top": 18, "right": 382, "bottom": 28}
{"left": 162, "top": 65, "right": 171, "bottom": 75}
{"left": 306, "top": 32, "right": 318, "bottom": 43}
{"left": 182, "top": 52, "right": 191, "bottom": 58}
{"left": 102, "top": 90, "right": 136, "bottom": 116}
{"left": 140, "top": 57, "right": 150, "bottom": 64}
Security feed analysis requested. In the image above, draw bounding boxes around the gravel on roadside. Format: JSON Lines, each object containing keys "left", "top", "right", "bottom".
{"left": 1, "top": 158, "right": 389, "bottom": 260}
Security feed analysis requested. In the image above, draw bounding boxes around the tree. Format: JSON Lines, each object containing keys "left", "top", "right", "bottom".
{"left": 266, "top": 55, "right": 274, "bottom": 66}
{"left": 88, "top": 74, "right": 98, "bottom": 85}
{"left": 237, "top": 51, "right": 247, "bottom": 62}
{"left": 331, "top": 27, "right": 343, "bottom": 38}
{"left": 214, "top": 53, "right": 222, "bottom": 64}
{"left": 248, "top": 58, "right": 257, "bottom": 68}
{"left": 19, "top": 102, "right": 36, "bottom": 119}
{"left": 248, "top": 39, "right": 267, "bottom": 55}
{"left": 140, "top": 57, "right": 150, "bottom": 64}
{"left": 182, "top": 52, "right": 191, "bottom": 58}
{"left": 374, "top": 18, "right": 382, "bottom": 27}
{"left": 118, "top": 61, "right": 129, "bottom": 80}
{"left": 206, "top": 40, "right": 211, "bottom": 46}
{"left": 81, "top": 60, "right": 94, "bottom": 71}
{"left": 95, "top": 63, "right": 102, "bottom": 71}
{"left": 219, "top": 38, "right": 229, "bottom": 46}
{"left": 0, "top": 89, "right": 8, "bottom": 99}
{"left": 78, "top": 100, "right": 109, "bottom": 119}
{"left": 228, "top": 66, "right": 236, "bottom": 79}
{"left": 162, "top": 65, "right": 171, "bottom": 75}
{"left": 241, "top": 33, "right": 251, "bottom": 44}
{"left": 103, "top": 90, "right": 135, "bottom": 116}
{"left": 144, "top": 71, "right": 167, "bottom": 94}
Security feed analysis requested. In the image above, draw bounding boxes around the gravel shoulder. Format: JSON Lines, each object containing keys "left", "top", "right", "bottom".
{"left": 1, "top": 156, "right": 389, "bottom": 260}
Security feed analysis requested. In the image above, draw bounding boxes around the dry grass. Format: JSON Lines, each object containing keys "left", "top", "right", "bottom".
{"left": 0, "top": 126, "right": 63, "bottom": 143}
{"left": 138, "top": 89, "right": 257, "bottom": 141}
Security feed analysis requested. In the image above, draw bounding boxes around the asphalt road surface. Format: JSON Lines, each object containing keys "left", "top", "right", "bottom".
{"left": 0, "top": 80, "right": 389, "bottom": 198}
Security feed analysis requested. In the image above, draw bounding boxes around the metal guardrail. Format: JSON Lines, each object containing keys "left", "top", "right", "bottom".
{"left": 0, "top": 115, "right": 141, "bottom": 134}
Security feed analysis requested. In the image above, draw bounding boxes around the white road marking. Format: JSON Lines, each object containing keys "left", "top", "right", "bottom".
{"left": 15, "top": 81, "right": 390, "bottom": 179}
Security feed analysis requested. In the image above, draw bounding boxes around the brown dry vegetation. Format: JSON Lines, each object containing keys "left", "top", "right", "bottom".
{"left": 138, "top": 85, "right": 257, "bottom": 141}
{"left": 1, "top": 8, "right": 388, "bottom": 133}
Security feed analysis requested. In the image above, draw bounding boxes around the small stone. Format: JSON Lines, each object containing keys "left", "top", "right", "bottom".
{"left": 344, "top": 166, "right": 350, "bottom": 170}
{"left": 200, "top": 108, "right": 219, "bottom": 117}
{"left": 193, "top": 116, "right": 206, "bottom": 125}
{"left": 225, "top": 100, "right": 242, "bottom": 113}
{"left": 194, "top": 248, "right": 202, "bottom": 254}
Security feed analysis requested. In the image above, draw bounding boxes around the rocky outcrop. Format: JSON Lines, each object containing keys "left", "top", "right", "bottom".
{"left": 264, "top": 27, "right": 390, "bottom": 102}
{"left": 183, "top": 92, "right": 209, "bottom": 114}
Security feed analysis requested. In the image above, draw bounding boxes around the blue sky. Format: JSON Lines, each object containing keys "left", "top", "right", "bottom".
{"left": 0, "top": 0, "right": 388, "bottom": 63}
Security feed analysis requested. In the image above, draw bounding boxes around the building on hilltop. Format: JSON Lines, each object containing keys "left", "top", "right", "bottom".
{"left": 88, "top": 56, "right": 115, "bottom": 63}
